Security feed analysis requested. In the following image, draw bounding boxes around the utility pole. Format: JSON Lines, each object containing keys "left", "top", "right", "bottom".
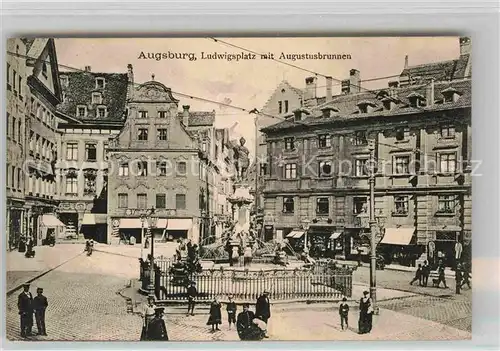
{"left": 367, "top": 139, "right": 378, "bottom": 314}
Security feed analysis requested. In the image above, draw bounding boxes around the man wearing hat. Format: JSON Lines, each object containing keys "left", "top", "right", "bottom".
{"left": 146, "top": 307, "right": 169, "bottom": 340}
{"left": 186, "top": 281, "right": 198, "bottom": 316}
{"left": 255, "top": 290, "right": 271, "bottom": 338}
{"left": 32, "top": 287, "right": 48, "bottom": 336}
{"left": 236, "top": 303, "right": 258, "bottom": 340}
{"left": 141, "top": 295, "right": 157, "bottom": 340}
{"left": 17, "top": 283, "right": 34, "bottom": 337}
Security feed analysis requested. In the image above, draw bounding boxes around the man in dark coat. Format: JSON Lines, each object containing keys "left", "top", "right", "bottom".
{"left": 421, "top": 260, "right": 430, "bottom": 287}
{"left": 236, "top": 303, "right": 262, "bottom": 340}
{"left": 32, "top": 287, "right": 48, "bottom": 336}
{"left": 146, "top": 307, "right": 169, "bottom": 341}
{"left": 255, "top": 290, "right": 271, "bottom": 338}
{"left": 17, "top": 283, "right": 34, "bottom": 337}
{"left": 186, "top": 281, "right": 197, "bottom": 316}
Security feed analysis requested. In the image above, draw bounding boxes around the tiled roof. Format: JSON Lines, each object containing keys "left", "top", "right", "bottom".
{"left": 400, "top": 54, "right": 470, "bottom": 82}
{"left": 261, "top": 79, "right": 471, "bottom": 133}
{"left": 21, "top": 38, "right": 36, "bottom": 52}
{"left": 57, "top": 71, "right": 129, "bottom": 122}
{"left": 177, "top": 111, "right": 215, "bottom": 126}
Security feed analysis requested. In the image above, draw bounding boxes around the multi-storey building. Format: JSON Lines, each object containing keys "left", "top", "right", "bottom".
{"left": 55, "top": 65, "right": 129, "bottom": 242}
{"left": 6, "top": 39, "right": 28, "bottom": 250}
{"left": 261, "top": 37, "right": 471, "bottom": 267}
{"left": 23, "top": 38, "right": 65, "bottom": 246}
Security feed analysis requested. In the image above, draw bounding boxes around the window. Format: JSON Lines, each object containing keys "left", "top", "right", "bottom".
{"left": 318, "top": 134, "right": 331, "bottom": 148}
{"left": 137, "top": 193, "right": 148, "bottom": 209}
{"left": 12, "top": 117, "right": 17, "bottom": 141}
{"left": 395, "top": 127, "right": 406, "bottom": 141}
{"left": 440, "top": 153, "right": 456, "bottom": 173}
{"left": 157, "top": 128, "right": 168, "bottom": 141}
{"left": 85, "top": 143, "right": 97, "bottom": 161}
{"left": 83, "top": 169, "right": 97, "bottom": 195}
{"left": 17, "top": 168, "right": 22, "bottom": 190}
{"left": 284, "top": 163, "right": 297, "bottom": 179}
{"left": 316, "top": 197, "right": 329, "bottom": 215}
{"left": 438, "top": 195, "right": 455, "bottom": 214}
{"left": 156, "top": 194, "right": 166, "bottom": 209}
{"left": 18, "top": 76, "right": 22, "bottom": 97}
{"left": 66, "top": 143, "right": 78, "bottom": 160}
{"left": 394, "top": 196, "right": 409, "bottom": 215}
{"left": 138, "top": 161, "right": 148, "bottom": 176}
{"left": 158, "top": 111, "right": 168, "bottom": 118}
{"left": 284, "top": 137, "right": 295, "bottom": 150}
{"left": 137, "top": 128, "right": 148, "bottom": 141}
{"left": 138, "top": 110, "right": 148, "bottom": 119}
{"left": 157, "top": 161, "right": 167, "bottom": 176}
{"left": 77, "top": 106, "right": 87, "bottom": 118}
{"left": 92, "top": 92, "right": 102, "bottom": 104}
{"left": 176, "top": 194, "right": 186, "bottom": 210}
{"left": 11, "top": 166, "right": 16, "bottom": 189}
{"left": 65, "top": 171, "right": 78, "bottom": 195}
{"left": 6, "top": 63, "right": 10, "bottom": 89}
{"left": 278, "top": 101, "right": 283, "bottom": 114}
{"left": 12, "top": 70, "right": 17, "bottom": 92}
{"left": 260, "top": 163, "right": 268, "bottom": 176}
{"left": 177, "top": 161, "right": 187, "bottom": 177}
{"left": 284, "top": 100, "right": 289, "bottom": 113}
{"left": 353, "top": 197, "right": 367, "bottom": 214}
{"left": 355, "top": 158, "right": 368, "bottom": 177}
{"left": 393, "top": 155, "right": 410, "bottom": 174}
{"left": 97, "top": 106, "right": 107, "bottom": 118}
{"left": 318, "top": 160, "right": 332, "bottom": 177}
{"left": 118, "top": 193, "right": 128, "bottom": 208}
{"left": 440, "top": 125, "right": 455, "bottom": 138}
{"left": 353, "top": 131, "right": 367, "bottom": 145}
{"left": 283, "top": 197, "right": 294, "bottom": 213}
{"left": 119, "top": 162, "right": 129, "bottom": 176}
{"left": 42, "top": 63, "right": 48, "bottom": 78}
{"left": 95, "top": 77, "right": 105, "bottom": 89}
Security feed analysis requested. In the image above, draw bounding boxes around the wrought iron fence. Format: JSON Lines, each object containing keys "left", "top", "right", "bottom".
{"left": 141, "top": 257, "right": 352, "bottom": 302}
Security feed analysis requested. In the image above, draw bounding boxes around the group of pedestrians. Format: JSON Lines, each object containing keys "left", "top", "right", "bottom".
{"left": 409, "top": 260, "right": 471, "bottom": 293}
{"left": 17, "top": 283, "right": 48, "bottom": 338}
{"left": 140, "top": 295, "right": 169, "bottom": 341}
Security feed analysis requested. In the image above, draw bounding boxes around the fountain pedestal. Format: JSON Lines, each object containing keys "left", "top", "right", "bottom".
{"left": 228, "top": 183, "right": 254, "bottom": 266}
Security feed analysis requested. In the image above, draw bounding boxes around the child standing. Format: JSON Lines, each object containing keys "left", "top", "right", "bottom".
{"left": 339, "top": 297, "right": 349, "bottom": 330}
{"left": 226, "top": 295, "right": 237, "bottom": 330}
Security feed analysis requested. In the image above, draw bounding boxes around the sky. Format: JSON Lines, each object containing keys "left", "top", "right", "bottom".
{"left": 54, "top": 37, "right": 461, "bottom": 156}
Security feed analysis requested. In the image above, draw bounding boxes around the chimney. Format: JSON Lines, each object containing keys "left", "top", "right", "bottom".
{"left": 325, "top": 76, "right": 333, "bottom": 102}
{"left": 459, "top": 36, "right": 471, "bottom": 55}
{"left": 404, "top": 55, "right": 409, "bottom": 69}
{"left": 304, "top": 76, "right": 317, "bottom": 101}
{"left": 426, "top": 79, "right": 435, "bottom": 106}
{"left": 349, "top": 69, "right": 361, "bottom": 93}
{"left": 388, "top": 81, "right": 399, "bottom": 88}
{"left": 182, "top": 105, "right": 190, "bottom": 126}
{"left": 127, "top": 64, "right": 134, "bottom": 100}
{"left": 341, "top": 79, "right": 350, "bottom": 94}
{"left": 84, "top": 66, "right": 91, "bottom": 72}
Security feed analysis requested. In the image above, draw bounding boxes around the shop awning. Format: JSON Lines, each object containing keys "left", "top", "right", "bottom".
{"left": 156, "top": 219, "right": 169, "bottom": 228}
{"left": 380, "top": 228, "right": 415, "bottom": 245}
{"left": 81, "top": 214, "right": 107, "bottom": 225}
{"left": 287, "top": 230, "right": 305, "bottom": 239}
{"left": 330, "top": 232, "right": 342, "bottom": 240}
{"left": 119, "top": 218, "right": 147, "bottom": 229}
{"left": 167, "top": 219, "right": 192, "bottom": 231}
{"left": 41, "top": 214, "right": 65, "bottom": 228}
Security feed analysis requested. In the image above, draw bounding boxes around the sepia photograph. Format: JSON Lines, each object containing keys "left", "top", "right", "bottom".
{"left": 5, "top": 36, "right": 472, "bottom": 341}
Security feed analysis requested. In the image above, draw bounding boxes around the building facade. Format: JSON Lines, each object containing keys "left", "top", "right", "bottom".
{"left": 261, "top": 37, "right": 472, "bottom": 267}
{"left": 23, "top": 38, "right": 64, "bottom": 246}
{"left": 6, "top": 39, "right": 28, "bottom": 250}
{"left": 55, "top": 65, "right": 129, "bottom": 242}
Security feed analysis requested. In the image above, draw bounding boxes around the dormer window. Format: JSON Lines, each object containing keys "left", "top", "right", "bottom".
{"left": 77, "top": 105, "right": 87, "bottom": 118}
{"left": 293, "top": 108, "right": 310, "bottom": 121}
{"left": 95, "top": 77, "right": 105, "bottom": 89}
{"left": 321, "top": 107, "right": 339, "bottom": 118}
{"left": 395, "top": 127, "right": 407, "bottom": 141}
{"left": 357, "top": 101, "right": 376, "bottom": 114}
{"left": 407, "top": 92, "right": 425, "bottom": 108}
{"left": 381, "top": 97, "right": 397, "bottom": 111}
{"left": 42, "top": 63, "right": 48, "bottom": 78}
{"left": 92, "top": 92, "right": 103, "bottom": 104}
{"left": 60, "top": 75, "right": 69, "bottom": 87}
{"left": 441, "top": 87, "right": 461, "bottom": 103}
{"left": 97, "top": 106, "right": 107, "bottom": 118}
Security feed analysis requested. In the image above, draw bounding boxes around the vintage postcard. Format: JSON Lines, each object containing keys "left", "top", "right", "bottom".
{"left": 5, "top": 37, "right": 471, "bottom": 341}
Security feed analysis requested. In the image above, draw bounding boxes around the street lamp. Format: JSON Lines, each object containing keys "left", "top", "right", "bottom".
{"left": 367, "top": 139, "right": 379, "bottom": 314}
{"left": 147, "top": 207, "right": 159, "bottom": 296}
{"left": 302, "top": 219, "right": 311, "bottom": 254}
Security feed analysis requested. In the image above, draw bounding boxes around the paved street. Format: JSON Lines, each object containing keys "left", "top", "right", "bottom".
{"left": 5, "top": 247, "right": 471, "bottom": 341}
{"left": 353, "top": 266, "right": 472, "bottom": 333}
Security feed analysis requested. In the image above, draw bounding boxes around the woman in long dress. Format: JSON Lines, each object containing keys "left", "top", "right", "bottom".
{"left": 358, "top": 290, "right": 373, "bottom": 334}
{"left": 141, "top": 295, "right": 157, "bottom": 340}
{"left": 206, "top": 298, "right": 222, "bottom": 332}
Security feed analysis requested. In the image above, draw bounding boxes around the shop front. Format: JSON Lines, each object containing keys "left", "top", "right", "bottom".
{"left": 378, "top": 227, "right": 422, "bottom": 267}
{"left": 427, "top": 228, "right": 462, "bottom": 268}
